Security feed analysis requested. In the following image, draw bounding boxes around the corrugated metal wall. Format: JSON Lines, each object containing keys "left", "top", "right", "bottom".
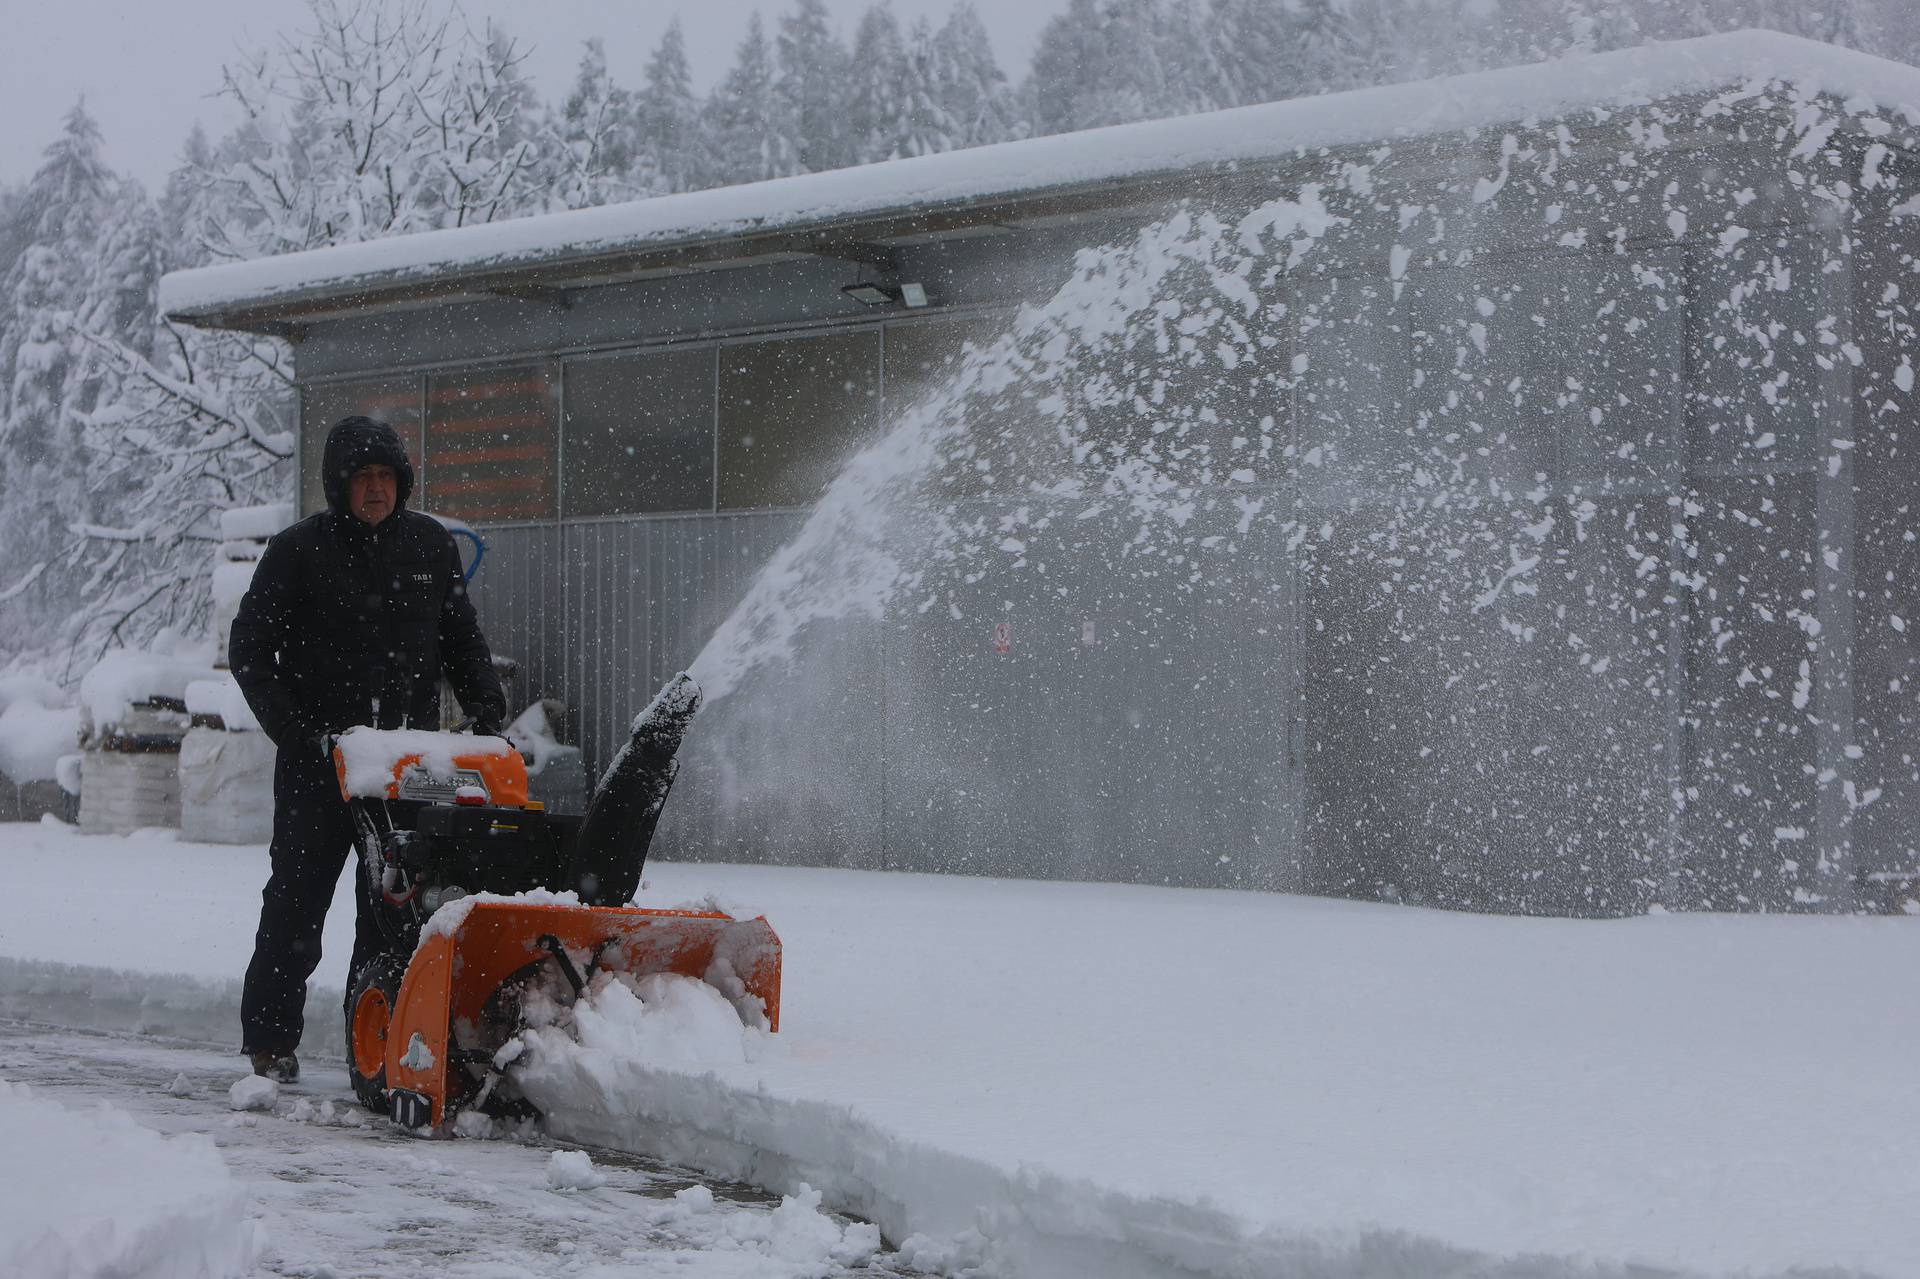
{"left": 463, "top": 502, "right": 1306, "bottom": 890}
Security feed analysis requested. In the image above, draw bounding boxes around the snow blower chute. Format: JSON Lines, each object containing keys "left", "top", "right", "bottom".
{"left": 332, "top": 673, "right": 780, "bottom": 1132}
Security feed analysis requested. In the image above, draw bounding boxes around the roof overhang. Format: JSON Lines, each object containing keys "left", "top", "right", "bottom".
{"left": 159, "top": 29, "right": 1920, "bottom": 338}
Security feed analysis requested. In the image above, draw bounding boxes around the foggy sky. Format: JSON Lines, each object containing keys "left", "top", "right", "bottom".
{"left": 1, "top": 0, "right": 1067, "bottom": 191}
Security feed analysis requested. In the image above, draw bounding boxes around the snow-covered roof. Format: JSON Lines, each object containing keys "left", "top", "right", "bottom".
{"left": 159, "top": 29, "right": 1920, "bottom": 333}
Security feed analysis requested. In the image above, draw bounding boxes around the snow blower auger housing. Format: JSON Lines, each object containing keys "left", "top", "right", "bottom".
{"left": 332, "top": 673, "right": 781, "bottom": 1133}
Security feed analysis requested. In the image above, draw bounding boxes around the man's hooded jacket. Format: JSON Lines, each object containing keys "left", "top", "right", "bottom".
{"left": 230, "top": 416, "right": 506, "bottom": 750}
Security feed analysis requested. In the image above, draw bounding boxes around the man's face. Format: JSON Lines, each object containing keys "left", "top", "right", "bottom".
{"left": 349, "top": 464, "right": 397, "bottom": 525}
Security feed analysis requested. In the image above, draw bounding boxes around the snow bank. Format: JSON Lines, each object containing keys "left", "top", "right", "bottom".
{"left": 0, "top": 674, "right": 64, "bottom": 715}
{"left": 160, "top": 30, "right": 1920, "bottom": 322}
{"left": 0, "top": 1081, "right": 260, "bottom": 1278}
{"left": 3, "top": 826, "right": 1916, "bottom": 1278}
{"left": 0, "top": 823, "right": 352, "bottom": 1057}
{"left": 519, "top": 866, "right": 1920, "bottom": 1279}
{"left": 333, "top": 725, "right": 513, "bottom": 798}
{"left": 0, "top": 692, "right": 79, "bottom": 784}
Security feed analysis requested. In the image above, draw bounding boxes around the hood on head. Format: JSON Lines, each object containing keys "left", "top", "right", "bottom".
{"left": 321, "top": 416, "right": 415, "bottom": 517}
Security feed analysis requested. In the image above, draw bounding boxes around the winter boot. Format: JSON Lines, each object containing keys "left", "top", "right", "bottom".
{"left": 249, "top": 1052, "right": 299, "bottom": 1083}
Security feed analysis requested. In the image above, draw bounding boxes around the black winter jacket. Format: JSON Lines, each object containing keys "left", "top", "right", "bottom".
{"left": 230, "top": 418, "right": 507, "bottom": 751}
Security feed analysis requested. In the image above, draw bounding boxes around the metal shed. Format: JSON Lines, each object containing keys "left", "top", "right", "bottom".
{"left": 163, "top": 30, "right": 1920, "bottom": 915}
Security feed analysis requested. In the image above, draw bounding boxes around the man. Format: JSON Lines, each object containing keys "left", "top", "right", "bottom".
{"left": 231, "top": 415, "right": 506, "bottom": 1080}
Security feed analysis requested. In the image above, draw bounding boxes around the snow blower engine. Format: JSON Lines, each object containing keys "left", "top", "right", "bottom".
{"left": 332, "top": 673, "right": 781, "bottom": 1133}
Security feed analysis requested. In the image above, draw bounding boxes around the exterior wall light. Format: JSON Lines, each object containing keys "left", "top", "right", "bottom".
{"left": 841, "top": 281, "right": 932, "bottom": 308}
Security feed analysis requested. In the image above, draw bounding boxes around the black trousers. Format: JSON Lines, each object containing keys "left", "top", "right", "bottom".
{"left": 240, "top": 746, "right": 383, "bottom": 1058}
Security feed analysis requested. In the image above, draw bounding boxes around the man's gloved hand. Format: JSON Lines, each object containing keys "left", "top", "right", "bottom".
{"left": 313, "top": 730, "right": 337, "bottom": 761}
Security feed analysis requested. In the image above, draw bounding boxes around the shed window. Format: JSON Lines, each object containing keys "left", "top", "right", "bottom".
{"left": 882, "top": 316, "right": 1003, "bottom": 415}
{"left": 562, "top": 348, "right": 715, "bottom": 518}
{"left": 298, "top": 377, "right": 422, "bottom": 517}
{"left": 717, "top": 330, "right": 882, "bottom": 510}
{"left": 425, "top": 364, "right": 558, "bottom": 523}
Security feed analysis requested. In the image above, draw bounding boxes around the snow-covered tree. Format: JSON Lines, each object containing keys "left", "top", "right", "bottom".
{"left": 846, "top": 2, "right": 918, "bottom": 161}
{"left": 548, "top": 37, "right": 654, "bottom": 210}
{"left": 203, "top": 0, "right": 544, "bottom": 260}
{"left": 706, "top": 13, "right": 802, "bottom": 185}
{"left": 0, "top": 102, "right": 150, "bottom": 663}
{"left": 929, "top": 2, "right": 1022, "bottom": 147}
{"left": 778, "top": 0, "right": 853, "bottom": 173}
{"left": 1288, "top": 0, "right": 1366, "bottom": 91}
{"left": 1028, "top": 0, "right": 1219, "bottom": 133}
{"left": 5, "top": 0, "right": 561, "bottom": 670}
{"left": 636, "top": 17, "right": 706, "bottom": 193}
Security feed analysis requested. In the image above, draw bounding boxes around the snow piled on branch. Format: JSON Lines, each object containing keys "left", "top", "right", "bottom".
{"left": 0, "top": 1081, "right": 260, "bottom": 1277}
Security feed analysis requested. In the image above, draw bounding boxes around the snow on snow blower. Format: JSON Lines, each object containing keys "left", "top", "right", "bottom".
{"left": 332, "top": 673, "right": 781, "bottom": 1133}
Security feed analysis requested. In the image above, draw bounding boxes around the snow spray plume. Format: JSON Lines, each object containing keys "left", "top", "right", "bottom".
{"left": 679, "top": 92, "right": 1885, "bottom": 916}
{"left": 688, "top": 190, "right": 1344, "bottom": 704}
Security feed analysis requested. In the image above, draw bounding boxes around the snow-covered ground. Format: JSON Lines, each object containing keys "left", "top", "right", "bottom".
{"left": 0, "top": 1023, "right": 900, "bottom": 1278}
{"left": 2, "top": 818, "right": 1914, "bottom": 1278}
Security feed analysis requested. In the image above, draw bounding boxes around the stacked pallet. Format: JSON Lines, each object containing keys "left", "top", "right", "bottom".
{"left": 79, "top": 701, "right": 190, "bottom": 835}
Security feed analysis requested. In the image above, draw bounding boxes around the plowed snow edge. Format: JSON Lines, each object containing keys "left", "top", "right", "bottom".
{"left": 0, "top": 958, "right": 1883, "bottom": 1279}
{"left": 0, "top": 956, "right": 344, "bottom": 1059}
{"left": 520, "top": 1052, "right": 1867, "bottom": 1279}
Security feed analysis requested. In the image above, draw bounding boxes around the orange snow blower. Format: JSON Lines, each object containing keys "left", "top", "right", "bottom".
{"left": 332, "top": 673, "right": 780, "bottom": 1133}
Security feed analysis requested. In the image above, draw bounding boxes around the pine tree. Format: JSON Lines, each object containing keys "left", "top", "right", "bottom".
{"left": 845, "top": 3, "right": 912, "bottom": 162}
{"left": 158, "top": 125, "right": 216, "bottom": 269}
{"left": 778, "top": 0, "right": 853, "bottom": 172}
{"left": 1775, "top": 0, "right": 1879, "bottom": 48}
{"left": 1158, "top": 0, "right": 1235, "bottom": 114}
{"left": 707, "top": 13, "right": 802, "bottom": 184}
{"left": 0, "top": 103, "right": 167, "bottom": 663}
{"left": 930, "top": 2, "right": 1022, "bottom": 147}
{"left": 897, "top": 18, "right": 961, "bottom": 158}
{"left": 636, "top": 18, "right": 706, "bottom": 192}
{"left": 0, "top": 101, "right": 117, "bottom": 469}
{"left": 1209, "top": 0, "right": 1303, "bottom": 105}
{"left": 550, "top": 37, "right": 653, "bottom": 209}
{"left": 1289, "top": 0, "right": 1365, "bottom": 92}
{"left": 1028, "top": 0, "right": 1206, "bottom": 134}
